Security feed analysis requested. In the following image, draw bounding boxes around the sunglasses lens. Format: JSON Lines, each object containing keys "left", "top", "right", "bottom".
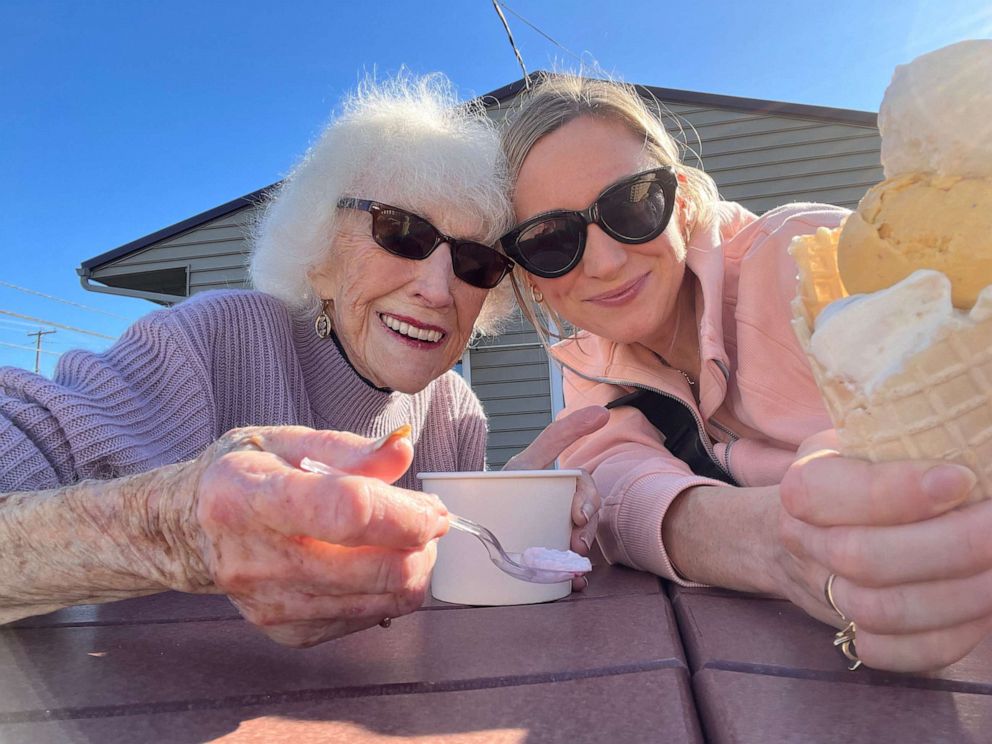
{"left": 598, "top": 176, "right": 669, "bottom": 241}
{"left": 373, "top": 208, "right": 437, "bottom": 259}
{"left": 513, "top": 216, "right": 585, "bottom": 276}
{"left": 451, "top": 242, "right": 509, "bottom": 289}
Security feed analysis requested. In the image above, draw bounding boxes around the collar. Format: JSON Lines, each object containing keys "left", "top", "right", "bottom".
{"left": 291, "top": 314, "right": 398, "bottom": 425}
{"left": 327, "top": 330, "right": 393, "bottom": 393}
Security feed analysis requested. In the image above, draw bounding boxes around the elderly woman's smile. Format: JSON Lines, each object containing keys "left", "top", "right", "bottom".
{"left": 379, "top": 313, "right": 445, "bottom": 344}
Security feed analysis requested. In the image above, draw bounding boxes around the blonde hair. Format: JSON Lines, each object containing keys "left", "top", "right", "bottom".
{"left": 501, "top": 73, "right": 720, "bottom": 344}
{"left": 250, "top": 72, "right": 515, "bottom": 336}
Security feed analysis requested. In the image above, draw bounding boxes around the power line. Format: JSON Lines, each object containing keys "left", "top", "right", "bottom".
{"left": 0, "top": 340, "right": 60, "bottom": 357}
{"left": 40, "top": 336, "right": 102, "bottom": 348}
{"left": 0, "top": 327, "right": 99, "bottom": 351}
{"left": 0, "top": 318, "right": 41, "bottom": 331}
{"left": 496, "top": 1, "right": 582, "bottom": 63}
{"left": 0, "top": 280, "right": 130, "bottom": 320}
{"left": 0, "top": 309, "right": 113, "bottom": 339}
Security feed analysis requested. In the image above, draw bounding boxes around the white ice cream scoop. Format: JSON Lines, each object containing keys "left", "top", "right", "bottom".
{"left": 879, "top": 39, "right": 992, "bottom": 178}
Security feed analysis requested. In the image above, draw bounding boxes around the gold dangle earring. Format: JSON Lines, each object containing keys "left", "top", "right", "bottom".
{"left": 314, "top": 300, "right": 333, "bottom": 339}
{"left": 530, "top": 284, "right": 544, "bottom": 304}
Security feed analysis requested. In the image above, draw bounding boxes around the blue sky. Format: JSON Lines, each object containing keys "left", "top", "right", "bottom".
{"left": 2, "top": 0, "right": 990, "bottom": 375}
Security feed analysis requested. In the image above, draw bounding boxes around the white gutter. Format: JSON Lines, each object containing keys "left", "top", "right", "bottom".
{"left": 77, "top": 273, "right": 184, "bottom": 306}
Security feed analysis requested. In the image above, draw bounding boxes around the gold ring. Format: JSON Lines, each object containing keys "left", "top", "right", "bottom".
{"left": 833, "top": 622, "right": 863, "bottom": 671}
{"left": 378, "top": 617, "right": 392, "bottom": 628}
{"left": 216, "top": 430, "right": 266, "bottom": 456}
{"left": 824, "top": 573, "right": 846, "bottom": 620}
{"left": 824, "top": 574, "right": 863, "bottom": 671}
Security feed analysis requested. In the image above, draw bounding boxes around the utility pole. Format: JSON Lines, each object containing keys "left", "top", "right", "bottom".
{"left": 27, "top": 329, "right": 55, "bottom": 374}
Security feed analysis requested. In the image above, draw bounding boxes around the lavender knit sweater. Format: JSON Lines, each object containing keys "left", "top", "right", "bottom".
{"left": 0, "top": 290, "right": 488, "bottom": 493}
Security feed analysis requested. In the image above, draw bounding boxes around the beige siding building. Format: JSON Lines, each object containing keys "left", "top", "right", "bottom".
{"left": 79, "top": 76, "right": 879, "bottom": 467}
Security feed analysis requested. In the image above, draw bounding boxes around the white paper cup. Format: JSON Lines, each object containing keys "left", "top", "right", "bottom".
{"left": 418, "top": 469, "right": 581, "bottom": 606}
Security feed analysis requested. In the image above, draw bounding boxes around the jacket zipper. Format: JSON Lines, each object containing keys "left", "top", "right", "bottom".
{"left": 722, "top": 435, "right": 737, "bottom": 477}
{"left": 572, "top": 369, "right": 738, "bottom": 484}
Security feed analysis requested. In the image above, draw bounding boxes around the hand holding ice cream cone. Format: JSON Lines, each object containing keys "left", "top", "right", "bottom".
{"left": 779, "top": 434, "right": 990, "bottom": 672}
{"left": 781, "top": 40, "right": 992, "bottom": 673}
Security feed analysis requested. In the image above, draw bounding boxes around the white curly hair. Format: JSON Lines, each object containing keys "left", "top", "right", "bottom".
{"left": 250, "top": 72, "right": 515, "bottom": 335}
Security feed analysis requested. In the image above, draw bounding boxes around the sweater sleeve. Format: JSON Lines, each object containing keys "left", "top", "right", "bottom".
{"left": 0, "top": 306, "right": 216, "bottom": 493}
{"left": 557, "top": 371, "right": 724, "bottom": 585}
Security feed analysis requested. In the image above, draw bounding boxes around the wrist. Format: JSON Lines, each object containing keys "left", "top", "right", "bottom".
{"left": 127, "top": 459, "right": 213, "bottom": 594}
{"left": 59, "top": 458, "right": 212, "bottom": 595}
{"left": 749, "top": 488, "right": 791, "bottom": 596}
{"left": 663, "top": 484, "right": 784, "bottom": 593}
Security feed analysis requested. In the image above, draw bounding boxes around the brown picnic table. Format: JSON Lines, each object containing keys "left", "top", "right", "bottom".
{"left": 2, "top": 564, "right": 991, "bottom": 742}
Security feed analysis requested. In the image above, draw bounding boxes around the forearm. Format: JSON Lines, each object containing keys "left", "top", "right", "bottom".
{"left": 662, "top": 484, "right": 784, "bottom": 594}
{"left": 0, "top": 461, "right": 210, "bottom": 623}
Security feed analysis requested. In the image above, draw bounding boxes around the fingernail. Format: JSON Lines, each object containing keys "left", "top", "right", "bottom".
{"left": 922, "top": 463, "right": 977, "bottom": 506}
{"left": 372, "top": 424, "right": 413, "bottom": 451}
{"left": 580, "top": 533, "right": 593, "bottom": 552}
{"left": 581, "top": 502, "right": 596, "bottom": 524}
{"left": 584, "top": 406, "right": 610, "bottom": 424}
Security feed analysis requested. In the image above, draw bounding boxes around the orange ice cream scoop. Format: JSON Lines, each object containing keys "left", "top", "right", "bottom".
{"left": 837, "top": 172, "right": 992, "bottom": 309}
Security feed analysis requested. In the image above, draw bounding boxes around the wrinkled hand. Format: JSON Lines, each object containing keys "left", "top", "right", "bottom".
{"left": 503, "top": 406, "right": 609, "bottom": 590}
{"left": 171, "top": 425, "right": 447, "bottom": 647}
{"left": 776, "top": 430, "right": 991, "bottom": 672}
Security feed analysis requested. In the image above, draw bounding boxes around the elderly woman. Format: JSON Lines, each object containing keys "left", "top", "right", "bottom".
{"left": 0, "top": 74, "right": 603, "bottom": 647}
{"left": 498, "top": 74, "right": 992, "bottom": 673}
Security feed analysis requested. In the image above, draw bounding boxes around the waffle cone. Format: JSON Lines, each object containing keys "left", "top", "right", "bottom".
{"left": 790, "top": 230, "right": 992, "bottom": 503}
{"left": 791, "top": 226, "right": 849, "bottom": 329}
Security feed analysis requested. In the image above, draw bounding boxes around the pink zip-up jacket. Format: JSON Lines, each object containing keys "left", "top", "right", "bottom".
{"left": 552, "top": 201, "right": 849, "bottom": 584}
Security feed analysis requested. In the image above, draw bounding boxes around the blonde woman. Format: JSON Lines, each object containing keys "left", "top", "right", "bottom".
{"left": 499, "top": 74, "right": 991, "bottom": 672}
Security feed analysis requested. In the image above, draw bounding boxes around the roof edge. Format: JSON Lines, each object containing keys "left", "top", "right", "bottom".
{"left": 633, "top": 83, "right": 878, "bottom": 126}
{"left": 79, "top": 185, "right": 274, "bottom": 273}
{"left": 486, "top": 71, "right": 877, "bottom": 127}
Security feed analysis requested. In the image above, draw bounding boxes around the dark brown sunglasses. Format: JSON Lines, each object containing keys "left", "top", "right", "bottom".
{"left": 337, "top": 198, "right": 514, "bottom": 289}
